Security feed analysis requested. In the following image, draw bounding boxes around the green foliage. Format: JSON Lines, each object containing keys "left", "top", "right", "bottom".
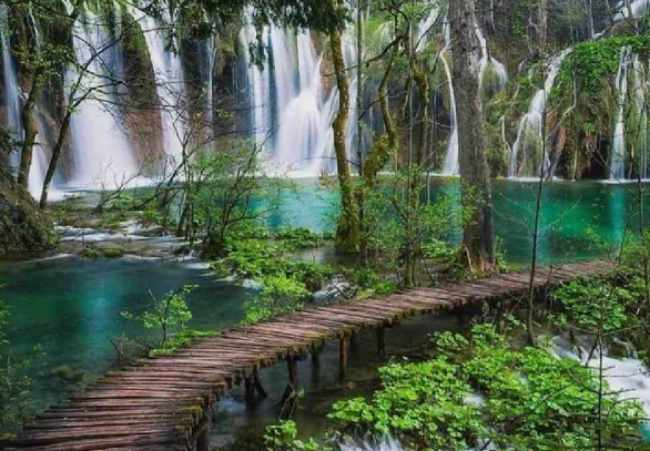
{"left": 242, "top": 274, "right": 309, "bottom": 324}
{"left": 263, "top": 420, "right": 321, "bottom": 451}
{"left": 323, "top": 325, "right": 647, "bottom": 450}
{"left": 556, "top": 36, "right": 650, "bottom": 97}
{"left": 149, "top": 329, "right": 217, "bottom": 357}
{"left": 343, "top": 267, "right": 397, "bottom": 298}
{"left": 551, "top": 279, "right": 634, "bottom": 333}
{"left": 273, "top": 227, "right": 324, "bottom": 249}
{"left": 0, "top": 301, "right": 34, "bottom": 438}
{"left": 122, "top": 285, "right": 194, "bottom": 347}
{"left": 361, "top": 173, "right": 461, "bottom": 286}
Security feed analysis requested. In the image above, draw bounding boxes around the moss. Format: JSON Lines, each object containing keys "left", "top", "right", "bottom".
{"left": 80, "top": 244, "right": 126, "bottom": 259}
{"left": 0, "top": 177, "right": 55, "bottom": 258}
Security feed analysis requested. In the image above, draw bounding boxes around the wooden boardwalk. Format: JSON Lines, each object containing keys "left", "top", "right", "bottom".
{"left": 3, "top": 260, "right": 615, "bottom": 451}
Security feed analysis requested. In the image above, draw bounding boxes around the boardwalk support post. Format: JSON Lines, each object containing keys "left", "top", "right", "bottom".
{"left": 253, "top": 367, "right": 267, "bottom": 398}
{"left": 339, "top": 337, "right": 349, "bottom": 381}
{"left": 196, "top": 416, "right": 210, "bottom": 451}
{"left": 377, "top": 327, "right": 386, "bottom": 359}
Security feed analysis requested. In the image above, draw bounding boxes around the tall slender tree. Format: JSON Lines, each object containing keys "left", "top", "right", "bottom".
{"left": 449, "top": 0, "right": 495, "bottom": 271}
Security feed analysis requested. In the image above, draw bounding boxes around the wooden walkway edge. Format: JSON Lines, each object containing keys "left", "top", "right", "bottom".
{"left": 2, "top": 260, "right": 615, "bottom": 451}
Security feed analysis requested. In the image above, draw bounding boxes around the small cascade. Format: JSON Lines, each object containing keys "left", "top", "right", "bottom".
{"left": 66, "top": 7, "right": 139, "bottom": 189}
{"left": 0, "top": 4, "right": 22, "bottom": 172}
{"left": 509, "top": 49, "right": 571, "bottom": 178}
{"left": 473, "top": 19, "right": 508, "bottom": 95}
{"left": 552, "top": 335, "right": 650, "bottom": 422}
{"left": 610, "top": 46, "right": 633, "bottom": 181}
{"left": 128, "top": 4, "right": 187, "bottom": 171}
{"left": 440, "top": 52, "right": 459, "bottom": 176}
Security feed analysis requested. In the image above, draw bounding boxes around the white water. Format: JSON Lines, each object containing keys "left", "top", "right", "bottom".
{"left": 615, "top": 0, "right": 650, "bottom": 19}
{"left": 128, "top": 4, "right": 186, "bottom": 172}
{"left": 240, "top": 20, "right": 352, "bottom": 176}
{"left": 632, "top": 55, "right": 649, "bottom": 179}
{"left": 610, "top": 47, "right": 633, "bottom": 181}
{"left": 509, "top": 49, "right": 571, "bottom": 178}
{"left": 340, "top": 437, "right": 404, "bottom": 451}
{"left": 0, "top": 4, "right": 22, "bottom": 172}
{"left": 553, "top": 336, "right": 650, "bottom": 420}
{"left": 473, "top": 19, "right": 508, "bottom": 95}
{"left": 66, "top": 7, "right": 139, "bottom": 189}
{"left": 440, "top": 52, "right": 459, "bottom": 176}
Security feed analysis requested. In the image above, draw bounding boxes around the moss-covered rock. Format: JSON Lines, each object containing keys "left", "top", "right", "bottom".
{"left": 0, "top": 176, "right": 55, "bottom": 258}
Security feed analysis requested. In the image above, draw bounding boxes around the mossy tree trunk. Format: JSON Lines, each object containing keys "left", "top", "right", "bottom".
{"left": 329, "top": 0, "right": 360, "bottom": 254}
{"left": 450, "top": 0, "right": 495, "bottom": 272}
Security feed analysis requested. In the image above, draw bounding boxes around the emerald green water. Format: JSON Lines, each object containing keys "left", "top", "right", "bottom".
{"left": 1, "top": 179, "right": 649, "bottom": 427}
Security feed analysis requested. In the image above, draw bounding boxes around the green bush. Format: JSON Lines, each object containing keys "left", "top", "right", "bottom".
{"left": 242, "top": 275, "right": 309, "bottom": 324}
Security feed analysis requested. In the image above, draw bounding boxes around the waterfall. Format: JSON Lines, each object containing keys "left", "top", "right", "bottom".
{"left": 440, "top": 52, "right": 459, "bottom": 176}
{"left": 66, "top": 7, "right": 139, "bottom": 189}
{"left": 610, "top": 46, "right": 632, "bottom": 181}
{"left": 615, "top": 0, "right": 650, "bottom": 20}
{"left": 509, "top": 49, "right": 571, "bottom": 179}
{"left": 128, "top": 5, "right": 187, "bottom": 172}
{"left": 0, "top": 4, "right": 22, "bottom": 172}
{"left": 240, "top": 21, "right": 348, "bottom": 176}
{"left": 632, "top": 55, "right": 649, "bottom": 179}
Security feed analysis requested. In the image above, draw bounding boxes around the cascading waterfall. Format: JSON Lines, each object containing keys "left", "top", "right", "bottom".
{"left": 509, "top": 49, "right": 571, "bottom": 179}
{"left": 340, "top": 437, "right": 404, "bottom": 451}
{"left": 128, "top": 4, "right": 187, "bottom": 171}
{"left": 240, "top": 20, "right": 352, "bottom": 175}
{"left": 0, "top": 4, "right": 22, "bottom": 172}
{"left": 66, "top": 6, "right": 140, "bottom": 189}
{"left": 610, "top": 46, "right": 633, "bottom": 181}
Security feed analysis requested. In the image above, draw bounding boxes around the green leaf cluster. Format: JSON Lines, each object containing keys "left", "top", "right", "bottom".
{"left": 323, "top": 325, "right": 646, "bottom": 450}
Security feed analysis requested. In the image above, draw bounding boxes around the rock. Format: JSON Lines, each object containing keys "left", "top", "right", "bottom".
{"left": 49, "top": 365, "right": 85, "bottom": 383}
{"left": 0, "top": 175, "right": 54, "bottom": 258}
{"left": 312, "top": 276, "right": 355, "bottom": 304}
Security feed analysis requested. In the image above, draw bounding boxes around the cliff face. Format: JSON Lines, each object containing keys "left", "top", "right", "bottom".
{"left": 0, "top": 173, "right": 54, "bottom": 258}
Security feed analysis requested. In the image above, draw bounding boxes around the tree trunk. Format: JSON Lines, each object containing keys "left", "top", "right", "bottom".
{"left": 538, "top": 0, "right": 548, "bottom": 54}
{"left": 17, "top": 77, "right": 40, "bottom": 189}
{"left": 40, "top": 112, "right": 71, "bottom": 208}
{"left": 450, "top": 0, "right": 495, "bottom": 271}
{"left": 330, "top": 0, "right": 359, "bottom": 254}
{"left": 584, "top": 0, "right": 595, "bottom": 39}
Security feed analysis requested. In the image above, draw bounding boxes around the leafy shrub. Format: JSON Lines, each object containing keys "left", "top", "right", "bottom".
{"left": 242, "top": 275, "right": 309, "bottom": 324}
{"left": 122, "top": 285, "right": 194, "bottom": 347}
{"left": 263, "top": 420, "right": 320, "bottom": 451}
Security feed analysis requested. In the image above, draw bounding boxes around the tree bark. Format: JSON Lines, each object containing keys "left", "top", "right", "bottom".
{"left": 538, "top": 0, "right": 548, "bottom": 54}
{"left": 40, "top": 112, "right": 71, "bottom": 208}
{"left": 330, "top": 0, "right": 360, "bottom": 253}
{"left": 17, "top": 77, "right": 40, "bottom": 189}
{"left": 450, "top": 0, "right": 495, "bottom": 271}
